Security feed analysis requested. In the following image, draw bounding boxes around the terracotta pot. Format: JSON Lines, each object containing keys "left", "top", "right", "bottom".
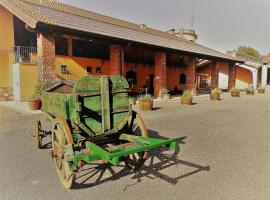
{"left": 181, "top": 96, "right": 193, "bottom": 105}
{"left": 246, "top": 91, "right": 254, "bottom": 95}
{"left": 258, "top": 89, "right": 265, "bottom": 93}
{"left": 27, "top": 99, "right": 42, "bottom": 110}
{"left": 139, "top": 100, "right": 153, "bottom": 111}
{"left": 231, "top": 91, "right": 240, "bottom": 97}
{"left": 210, "top": 94, "right": 220, "bottom": 101}
{"left": 163, "top": 94, "right": 170, "bottom": 100}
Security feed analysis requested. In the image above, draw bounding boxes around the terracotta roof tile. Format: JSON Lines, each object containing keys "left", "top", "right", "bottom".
{"left": 0, "top": 0, "right": 240, "bottom": 62}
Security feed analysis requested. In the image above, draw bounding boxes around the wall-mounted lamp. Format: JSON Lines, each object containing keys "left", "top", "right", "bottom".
{"left": 61, "top": 64, "right": 68, "bottom": 74}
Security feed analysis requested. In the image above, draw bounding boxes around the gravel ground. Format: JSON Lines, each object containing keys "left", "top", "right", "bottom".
{"left": 0, "top": 91, "right": 269, "bottom": 200}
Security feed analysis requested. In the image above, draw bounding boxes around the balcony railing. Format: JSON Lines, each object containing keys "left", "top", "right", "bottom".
{"left": 13, "top": 46, "right": 38, "bottom": 64}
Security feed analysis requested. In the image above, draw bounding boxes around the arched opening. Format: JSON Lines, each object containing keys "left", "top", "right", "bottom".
{"left": 179, "top": 73, "right": 186, "bottom": 84}
{"left": 236, "top": 67, "right": 253, "bottom": 89}
{"left": 126, "top": 71, "right": 137, "bottom": 88}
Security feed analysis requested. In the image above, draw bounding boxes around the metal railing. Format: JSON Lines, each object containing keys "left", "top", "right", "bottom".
{"left": 13, "top": 46, "right": 38, "bottom": 64}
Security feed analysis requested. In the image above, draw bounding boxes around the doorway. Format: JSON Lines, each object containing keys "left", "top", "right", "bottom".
{"left": 149, "top": 75, "right": 155, "bottom": 95}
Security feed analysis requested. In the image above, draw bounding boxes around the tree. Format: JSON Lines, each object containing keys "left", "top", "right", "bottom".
{"left": 228, "top": 46, "right": 261, "bottom": 58}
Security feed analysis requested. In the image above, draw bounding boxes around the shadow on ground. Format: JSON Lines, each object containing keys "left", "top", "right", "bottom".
{"left": 69, "top": 129, "right": 210, "bottom": 190}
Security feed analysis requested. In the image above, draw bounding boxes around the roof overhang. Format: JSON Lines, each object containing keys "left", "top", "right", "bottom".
{"left": 0, "top": 0, "right": 244, "bottom": 63}
{"left": 0, "top": 0, "right": 37, "bottom": 28}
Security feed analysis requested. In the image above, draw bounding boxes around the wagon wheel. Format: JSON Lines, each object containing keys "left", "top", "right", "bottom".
{"left": 52, "top": 118, "right": 75, "bottom": 189}
{"left": 125, "top": 112, "right": 149, "bottom": 170}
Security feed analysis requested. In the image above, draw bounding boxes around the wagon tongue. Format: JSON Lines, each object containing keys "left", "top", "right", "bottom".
{"left": 85, "top": 134, "right": 177, "bottom": 166}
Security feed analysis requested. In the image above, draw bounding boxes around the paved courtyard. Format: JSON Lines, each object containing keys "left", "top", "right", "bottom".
{"left": 0, "top": 92, "right": 269, "bottom": 200}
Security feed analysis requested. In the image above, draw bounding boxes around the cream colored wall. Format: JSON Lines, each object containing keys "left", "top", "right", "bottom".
{"left": 0, "top": 5, "right": 14, "bottom": 88}
{"left": 19, "top": 63, "right": 38, "bottom": 100}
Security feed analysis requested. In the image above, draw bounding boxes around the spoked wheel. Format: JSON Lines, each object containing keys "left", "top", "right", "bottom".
{"left": 124, "top": 112, "right": 149, "bottom": 170}
{"left": 32, "top": 120, "right": 42, "bottom": 149}
{"left": 52, "top": 118, "right": 75, "bottom": 189}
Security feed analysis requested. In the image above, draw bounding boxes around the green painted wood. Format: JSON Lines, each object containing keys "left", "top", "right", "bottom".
{"left": 80, "top": 135, "right": 178, "bottom": 166}
{"left": 41, "top": 92, "right": 69, "bottom": 119}
{"left": 70, "top": 133, "right": 178, "bottom": 170}
{"left": 42, "top": 75, "right": 130, "bottom": 137}
{"left": 100, "top": 76, "right": 111, "bottom": 132}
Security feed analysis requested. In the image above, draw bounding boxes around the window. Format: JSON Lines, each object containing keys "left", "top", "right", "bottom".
{"left": 179, "top": 56, "right": 188, "bottom": 67}
{"left": 96, "top": 67, "right": 101, "bottom": 74}
{"left": 56, "top": 37, "right": 68, "bottom": 55}
{"left": 86, "top": 66, "right": 92, "bottom": 73}
{"left": 179, "top": 73, "right": 186, "bottom": 84}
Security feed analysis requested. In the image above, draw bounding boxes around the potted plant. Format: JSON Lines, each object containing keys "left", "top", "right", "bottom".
{"left": 138, "top": 94, "right": 153, "bottom": 111}
{"left": 160, "top": 88, "right": 170, "bottom": 100}
{"left": 210, "top": 88, "right": 221, "bottom": 101}
{"left": 258, "top": 86, "right": 265, "bottom": 94}
{"left": 181, "top": 90, "right": 193, "bottom": 105}
{"left": 246, "top": 85, "right": 254, "bottom": 95}
{"left": 230, "top": 87, "right": 240, "bottom": 97}
{"left": 27, "top": 81, "right": 49, "bottom": 110}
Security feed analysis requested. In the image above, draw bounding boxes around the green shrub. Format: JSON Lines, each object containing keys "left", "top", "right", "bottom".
{"left": 32, "top": 81, "right": 54, "bottom": 99}
{"left": 160, "top": 88, "right": 169, "bottom": 95}
{"left": 182, "top": 90, "right": 192, "bottom": 98}
{"left": 211, "top": 88, "right": 221, "bottom": 95}
{"left": 138, "top": 94, "right": 153, "bottom": 102}
{"left": 246, "top": 85, "right": 254, "bottom": 93}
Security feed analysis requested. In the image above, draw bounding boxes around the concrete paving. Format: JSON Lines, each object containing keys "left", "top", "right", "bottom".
{"left": 0, "top": 101, "right": 42, "bottom": 115}
{"left": 0, "top": 91, "right": 269, "bottom": 200}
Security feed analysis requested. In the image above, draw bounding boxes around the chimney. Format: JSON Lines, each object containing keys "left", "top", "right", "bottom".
{"left": 140, "top": 24, "right": 146, "bottom": 29}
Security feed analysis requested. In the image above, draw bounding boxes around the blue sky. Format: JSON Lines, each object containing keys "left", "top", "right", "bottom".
{"left": 60, "top": 0, "right": 270, "bottom": 55}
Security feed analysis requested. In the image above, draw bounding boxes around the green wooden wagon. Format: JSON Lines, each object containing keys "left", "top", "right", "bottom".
{"left": 35, "top": 75, "right": 177, "bottom": 189}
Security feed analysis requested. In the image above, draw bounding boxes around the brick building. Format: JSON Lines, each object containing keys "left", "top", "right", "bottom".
{"left": 0, "top": 0, "right": 241, "bottom": 101}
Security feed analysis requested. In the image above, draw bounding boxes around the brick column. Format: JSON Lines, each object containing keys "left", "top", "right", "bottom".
{"left": 186, "top": 57, "right": 196, "bottom": 94}
{"left": 154, "top": 52, "right": 166, "bottom": 97}
{"left": 228, "top": 62, "right": 236, "bottom": 90}
{"left": 37, "top": 32, "right": 56, "bottom": 81}
{"left": 211, "top": 61, "right": 219, "bottom": 89}
{"left": 67, "top": 36, "right": 73, "bottom": 56}
{"left": 110, "top": 45, "right": 124, "bottom": 75}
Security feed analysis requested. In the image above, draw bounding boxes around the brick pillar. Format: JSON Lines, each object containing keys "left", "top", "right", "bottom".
{"left": 110, "top": 45, "right": 124, "bottom": 75}
{"left": 37, "top": 32, "right": 56, "bottom": 81}
{"left": 228, "top": 62, "right": 236, "bottom": 90}
{"left": 67, "top": 36, "right": 73, "bottom": 56}
{"left": 186, "top": 57, "right": 196, "bottom": 94}
{"left": 211, "top": 62, "right": 219, "bottom": 89}
{"left": 154, "top": 52, "right": 166, "bottom": 97}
